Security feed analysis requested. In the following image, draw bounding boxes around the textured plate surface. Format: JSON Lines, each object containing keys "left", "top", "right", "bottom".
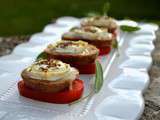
{"left": 108, "top": 69, "right": 149, "bottom": 92}
{"left": 29, "top": 32, "right": 61, "bottom": 45}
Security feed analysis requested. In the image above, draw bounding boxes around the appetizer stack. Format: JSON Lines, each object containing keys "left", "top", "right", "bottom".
{"left": 45, "top": 40, "right": 99, "bottom": 74}
{"left": 18, "top": 16, "right": 118, "bottom": 104}
{"left": 81, "top": 16, "right": 117, "bottom": 35}
{"left": 19, "top": 59, "right": 83, "bottom": 103}
{"left": 62, "top": 26, "right": 116, "bottom": 55}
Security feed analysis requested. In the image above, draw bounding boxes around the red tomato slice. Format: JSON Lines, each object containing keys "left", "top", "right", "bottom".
{"left": 99, "top": 47, "right": 111, "bottom": 55}
{"left": 70, "top": 62, "right": 96, "bottom": 74}
{"left": 18, "top": 79, "right": 84, "bottom": 104}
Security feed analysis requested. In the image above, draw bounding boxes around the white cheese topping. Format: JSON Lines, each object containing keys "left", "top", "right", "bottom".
{"left": 55, "top": 44, "right": 85, "bottom": 54}
{"left": 82, "top": 16, "right": 117, "bottom": 29}
{"left": 25, "top": 59, "right": 78, "bottom": 81}
{"left": 48, "top": 40, "right": 89, "bottom": 54}
{"left": 64, "top": 26, "right": 113, "bottom": 40}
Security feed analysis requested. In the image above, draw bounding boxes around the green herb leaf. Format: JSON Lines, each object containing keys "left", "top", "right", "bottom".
{"left": 94, "top": 60, "right": 103, "bottom": 93}
{"left": 103, "top": 2, "right": 110, "bottom": 16}
{"left": 112, "top": 39, "right": 120, "bottom": 56}
{"left": 36, "top": 52, "right": 48, "bottom": 61}
{"left": 120, "top": 25, "right": 140, "bottom": 32}
{"left": 112, "top": 39, "right": 118, "bottom": 49}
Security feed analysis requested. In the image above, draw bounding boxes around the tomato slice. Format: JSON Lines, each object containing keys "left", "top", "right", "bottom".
{"left": 99, "top": 47, "right": 111, "bottom": 55}
{"left": 18, "top": 79, "right": 84, "bottom": 104}
{"left": 70, "top": 62, "right": 96, "bottom": 74}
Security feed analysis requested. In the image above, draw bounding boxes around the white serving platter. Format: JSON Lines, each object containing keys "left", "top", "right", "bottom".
{"left": 29, "top": 32, "right": 61, "bottom": 45}
{"left": 0, "top": 16, "right": 158, "bottom": 120}
{"left": 0, "top": 54, "right": 34, "bottom": 73}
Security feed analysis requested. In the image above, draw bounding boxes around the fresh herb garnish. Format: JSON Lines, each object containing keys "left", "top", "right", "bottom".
{"left": 120, "top": 25, "right": 140, "bottom": 32}
{"left": 36, "top": 52, "right": 48, "bottom": 61}
{"left": 112, "top": 39, "right": 120, "bottom": 56}
{"left": 69, "top": 60, "right": 103, "bottom": 105}
{"left": 94, "top": 60, "right": 103, "bottom": 93}
{"left": 112, "top": 39, "right": 118, "bottom": 49}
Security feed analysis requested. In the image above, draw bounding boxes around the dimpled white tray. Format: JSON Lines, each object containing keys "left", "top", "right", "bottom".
{"left": 0, "top": 16, "right": 158, "bottom": 120}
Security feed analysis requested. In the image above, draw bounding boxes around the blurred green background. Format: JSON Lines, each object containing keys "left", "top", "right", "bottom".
{"left": 0, "top": 0, "right": 159, "bottom": 36}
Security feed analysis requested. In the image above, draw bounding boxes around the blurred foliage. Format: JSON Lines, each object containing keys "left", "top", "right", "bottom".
{"left": 0, "top": 0, "right": 159, "bottom": 36}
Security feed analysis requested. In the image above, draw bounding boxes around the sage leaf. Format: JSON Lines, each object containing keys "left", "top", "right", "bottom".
{"left": 112, "top": 39, "right": 120, "bottom": 56}
{"left": 120, "top": 25, "right": 140, "bottom": 32}
{"left": 112, "top": 39, "right": 118, "bottom": 49}
{"left": 36, "top": 52, "right": 48, "bottom": 61}
{"left": 94, "top": 60, "right": 103, "bottom": 93}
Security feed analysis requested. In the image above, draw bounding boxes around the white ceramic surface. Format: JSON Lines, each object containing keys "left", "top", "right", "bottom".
{"left": 95, "top": 93, "right": 143, "bottom": 120}
{"left": 139, "top": 23, "right": 159, "bottom": 32}
{"left": 56, "top": 16, "right": 80, "bottom": 27}
{"left": 108, "top": 70, "right": 149, "bottom": 92}
{"left": 129, "top": 43, "right": 155, "bottom": 51}
{"left": 0, "top": 72, "right": 20, "bottom": 96}
{"left": 12, "top": 43, "right": 48, "bottom": 58}
{"left": 0, "top": 54, "right": 34, "bottom": 73}
{"left": 43, "top": 23, "right": 72, "bottom": 35}
{"left": 117, "top": 20, "right": 138, "bottom": 27}
{"left": 129, "top": 37, "right": 153, "bottom": 45}
{"left": 128, "top": 34, "right": 156, "bottom": 42}
{"left": 29, "top": 32, "right": 60, "bottom": 45}
{"left": 119, "top": 56, "right": 152, "bottom": 71}
{"left": 126, "top": 44, "right": 154, "bottom": 56}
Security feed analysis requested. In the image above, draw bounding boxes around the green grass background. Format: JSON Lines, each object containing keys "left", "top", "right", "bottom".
{"left": 0, "top": 0, "right": 159, "bottom": 36}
